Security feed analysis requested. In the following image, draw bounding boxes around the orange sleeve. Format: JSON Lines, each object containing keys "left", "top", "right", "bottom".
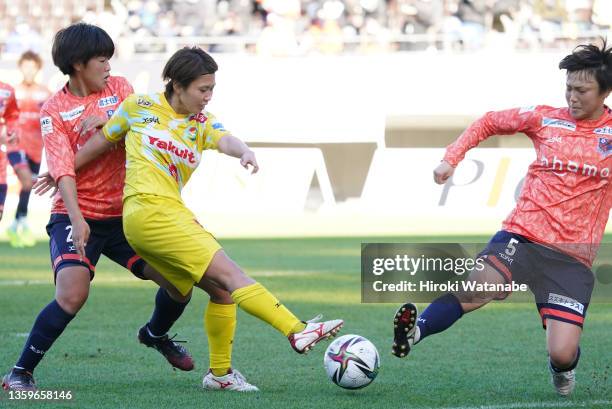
{"left": 444, "top": 107, "right": 541, "bottom": 167}
{"left": 40, "top": 106, "right": 75, "bottom": 182}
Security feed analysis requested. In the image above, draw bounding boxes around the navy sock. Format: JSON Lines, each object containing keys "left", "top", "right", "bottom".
{"left": 147, "top": 288, "right": 189, "bottom": 337}
{"left": 0, "top": 184, "right": 7, "bottom": 209}
{"left": 15, "top": 300, "right": 75, "bottom": 372}
{"left": 16, "top": 189, "right": 31, "bottom": 219}
{"left": 416, "top": 293, "right": 464, "bottom": 342}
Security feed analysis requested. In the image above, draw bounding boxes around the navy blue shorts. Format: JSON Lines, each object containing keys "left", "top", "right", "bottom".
{"left": 8, "top": 151, "right": 40, "bottom": 175}
{"left": 47, "top": 214, "right": 147, "bottom": 281}
{"left": 478, "top": 230, "right": 594, "bottom": 329}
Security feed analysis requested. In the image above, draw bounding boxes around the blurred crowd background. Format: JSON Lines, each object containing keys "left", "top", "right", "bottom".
{"left": 0, "top": 0, "right": 610, "bottom": 57}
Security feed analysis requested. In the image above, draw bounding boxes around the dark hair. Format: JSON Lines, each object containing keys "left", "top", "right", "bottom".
{"left": 162, "top": 47, "right": 218, "bottom": 97}
{"left": 18, "top": 50, "right": 42, "bottom": 68}
{"left": 51, "top": 23, "right": 114, "bottom": 75}
{"left": 559, "top": 38, "right": 612, "bottom": 94}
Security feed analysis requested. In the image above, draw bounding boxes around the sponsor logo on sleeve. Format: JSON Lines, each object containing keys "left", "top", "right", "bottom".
{"left": 136, "top": 97, "right": 152, "bottom": 107}
{"left": 0, "top": 89, "right": 12, "bottom": 98}
{"left": 212, "top": 122, "right": 226, "bottom": 131}
{"left": 98, "top": 95, "right": 119, "bottom": 108}
{"left": 594, "top": 126, "right": 612, "bottom": 135}
{"left": 519, "top": 105, "right": 537, "bottom": 114}
{"left": 59, "top": 105, "right": 85, "bottom": 121}
{"left": 40, "top": 116, "right": 53, "bottom": 135}
{"left": 598, "top": 137, "right": 611, "bottom": 157}
{"left": 542, "top": 117, "right": 576, "bottom": 131}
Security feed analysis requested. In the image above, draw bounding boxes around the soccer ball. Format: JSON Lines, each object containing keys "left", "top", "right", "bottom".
{"left": 323, "top": 334, "right": 380, "bottom": 389}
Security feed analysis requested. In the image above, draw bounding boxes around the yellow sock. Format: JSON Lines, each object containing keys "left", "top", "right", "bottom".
{"left": 204, "top": 301, "right": 236, "bottom": 377}
{"left": 231, "top": 282, "right": 305, "bottom": 336}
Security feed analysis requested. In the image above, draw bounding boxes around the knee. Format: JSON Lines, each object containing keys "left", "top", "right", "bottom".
{"left": 57, "top": 290, "right": 89, "bottom": 315}
{"left": 549, "top": 345, "right": 578, "bottom": 369}
{"left": 21, "top": 179, "right": 33, "bottom": 191}
{"left": 167, "top": 288, "right": 191, "bottom": 304}
{"left": 207, "top": 287, "right": 234, "bottom": 304}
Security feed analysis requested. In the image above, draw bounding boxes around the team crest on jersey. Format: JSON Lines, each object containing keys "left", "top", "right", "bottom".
{"left": 106, "top": 109, "right": 115, "bottom": 118}
{"left": 598, "top": 137, "right": 611, "bottom": 157}
{"left": 136, "top": 97, "right": 152, "bottom": 108}
{"left": 98, "top": 95, "right": 118, "bottom": 108}
{"left": 40, "top": 116, "right": 53, "bottom": 135}
{"left": 60, "top": 105, "right": 85, "bottom": 121}
{"left": 185, "top": 126, "right": 197, "bottom": 141}
{"left": 594, "top": 126, "right": 612, "bottom": 135}
{"left": 0, "top": 89, "right": 11, "bottom": 98}
{"left": 190, "top": 113, "right": 207, "bottom": 123}
{"left": 542, "top": 117, "right": 576, "bottom": 131}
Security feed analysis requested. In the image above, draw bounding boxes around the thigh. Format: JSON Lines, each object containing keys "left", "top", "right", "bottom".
{"left": 123, "top": 195, "right": 222, "bottom": 296}
{"left": 47, "top": 214, "right": 105, "bottom": 281}
{"left": 100, "top": 218, "right": 147, "bottom": 280}
{"left": 8, "top": 151, "right": 32, "bottom": 183}
{"left": 531, "top": 246, "right": 594, "bottom": 330}
{"left": 476, "top": 230, "right": 532, "bottom": 299}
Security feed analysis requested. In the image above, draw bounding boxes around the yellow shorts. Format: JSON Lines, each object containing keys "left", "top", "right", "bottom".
{"left": 123, "top": 194, "right": 221, "bottom": 296}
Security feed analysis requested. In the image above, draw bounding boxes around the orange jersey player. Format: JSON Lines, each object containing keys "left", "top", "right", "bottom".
{"left": 392, "top": 40, "right": 611, "bottom": 398}
{"left": 6, "top": 51, "right": 51, "bottom": 247}
{"left": 0, "top": 80, "right": 20, "bottom": 221}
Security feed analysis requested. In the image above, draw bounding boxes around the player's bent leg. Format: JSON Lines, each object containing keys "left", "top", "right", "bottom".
{"left": 3, "top": 266, "right": 89, "bottom": 391}
{"left": 546, "top": 319, "right": 581, "bottom": 397}
{"left": 202, "top": 250, "right": 343, "bottom": 354}
{"left": 137, "top": 264, "right": 194, "bottom": 371}
{"left": 55, "top": 266, "right": 91, "bottom": 314}
{"left": 392, "top": 263, "right": 506, "bottom": 359}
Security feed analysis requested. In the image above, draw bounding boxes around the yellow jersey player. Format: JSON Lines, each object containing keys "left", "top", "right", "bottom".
{"left": 63, "top": 46, "right": 344, "bottom": 389}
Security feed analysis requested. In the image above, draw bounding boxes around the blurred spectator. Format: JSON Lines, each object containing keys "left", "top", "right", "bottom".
{"left": 0, "top": 0, "right": 609, "bottom": 56}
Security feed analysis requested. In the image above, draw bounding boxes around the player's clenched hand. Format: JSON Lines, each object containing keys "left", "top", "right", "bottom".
{"left": 78, "top": 116, "right": 107, "bottom": 137}
{"left": 71, "top": 217, "right": 90, "bottom": 259}
{"left": 433, "top": 161, "right": 455, "bottom": 184}
{"left": 240, "top": 150, "right": 259, "bottom": 174}
{"left": 33, "top": 172, "right": 58, "bottom": 196}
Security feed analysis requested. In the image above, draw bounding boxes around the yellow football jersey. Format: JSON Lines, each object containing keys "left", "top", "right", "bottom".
{"left": 102, "top": 92, "right": 229, "bottom": 202}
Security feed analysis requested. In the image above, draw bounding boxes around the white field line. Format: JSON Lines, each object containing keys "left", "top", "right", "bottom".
{"left": 430, "top": 400, "right": 612, "bottom": 409}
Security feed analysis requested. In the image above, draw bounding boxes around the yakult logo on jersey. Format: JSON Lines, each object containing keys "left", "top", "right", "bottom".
{"left": 40, "top": 116, "right": 53, "bottom": 135}
{"left": 60, "top": 105, "right": 85, "bottom": 121}
{"left": 594, "top": 127, "right": 612, "bottom": 135}
{"left": 540, "top": 155, "right": 609, "bottom": 178}
{"left": 98, "top": 95, "right": 118, "bottom": 108}
{"left": 598, "top": 137, "right": 611, "bottom": 157}
{"left": 542, "top": 118, "right": 576, "bottom": 131}
{"left": 147, "top": 135, "right": 198, "bottom": 166}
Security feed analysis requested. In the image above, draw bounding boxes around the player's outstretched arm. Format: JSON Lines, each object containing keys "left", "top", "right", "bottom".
{"left": 218, "top": 134, "right": 259, "bottom": 174}
{"left": 74, "top": 130, "right": 115, "bottom": 170}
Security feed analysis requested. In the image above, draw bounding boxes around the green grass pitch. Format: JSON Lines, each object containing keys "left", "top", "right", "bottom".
{"left": 0, "top": 236, "right": 611, "bottom": 408}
